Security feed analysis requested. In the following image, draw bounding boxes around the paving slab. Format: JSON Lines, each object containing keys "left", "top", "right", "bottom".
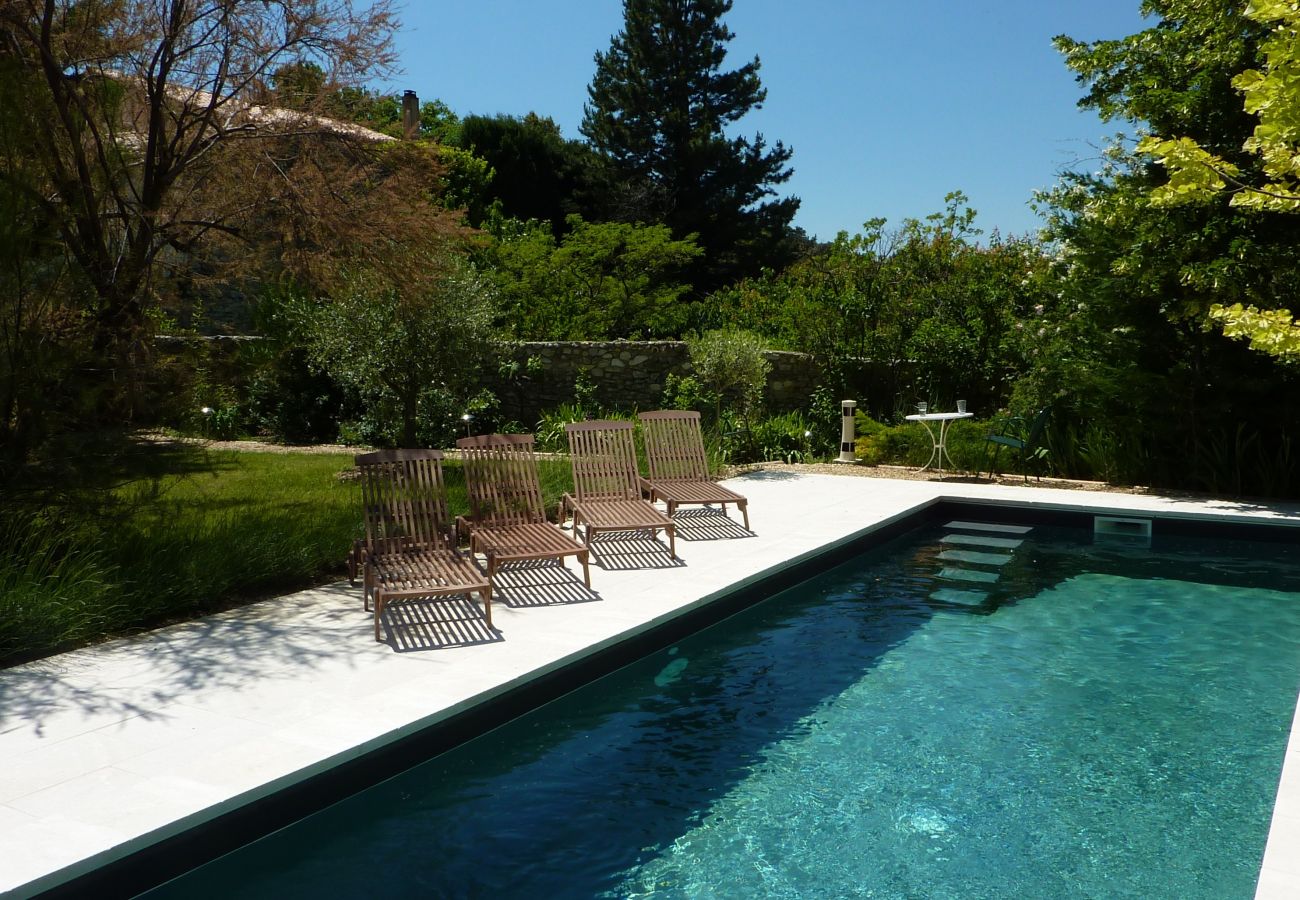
{"left": 0, "top": 473, "right": 1297, "bottom": 899}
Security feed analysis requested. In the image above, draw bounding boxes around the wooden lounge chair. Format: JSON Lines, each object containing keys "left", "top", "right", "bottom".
{"left": 355, "top": 449, "right": 493, "bottom": 641}
{"left": 455, "top": 433, "right": 591, "bottom": 588}
{"left": 562, "top": 420, "right": 676, "bottom": 560}
{"left": 638, "top": 410, "right": 750, "bottom": 530}
{"left": 347, "top": 538, "right": 366, "bottom": 587}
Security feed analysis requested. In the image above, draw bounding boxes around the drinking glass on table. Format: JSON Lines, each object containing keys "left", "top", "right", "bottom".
{"left": 916, "top": 402, "right": 927, "bottom": 415}
{"left": 957, "top": 400, "right": 967, "bottom": 414}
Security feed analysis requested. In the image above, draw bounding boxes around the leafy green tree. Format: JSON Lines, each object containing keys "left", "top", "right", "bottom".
{"left": 0, "top": 63, "right": 84, "bottom": 474}
{"left": 283, "top": 70, "right": 464, "bottom": 145}
{"left": 1032, "top": 1, "right": 1300, "bottom": 493}
{"left": 458, "top": 113, "right": 611, "bottom": 234}
{"left": 0, "top": 0, "right": 413, "bottom": 477}
{"left": 581, "top": 0, "right": 799, "bottom": 290}
{"left": 1137, "top": 1, "right": 1300, "bottom": 212}
{"left": 278, "top": 80, "right": 495, "bottom": 227}
{"left": 1133, "top": 1, "right": 1300, "bottom": 360}
{"left": 293, "top": 252, "right": 502, "bottom": 447}
{"left": 491, "top": 215, "right": 702, "bottom": 339}
{"left": 704, "top": 194, "right": 1051, "bottom": 417}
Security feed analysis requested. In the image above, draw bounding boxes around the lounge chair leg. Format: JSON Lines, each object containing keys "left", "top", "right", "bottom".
{"left": 740, "top": 501, "right": 750, "bottom": 531}
{"left": 374, "top": 593, "right": 383, "bottom": 641}
{"left": 665, "top": 524, "right": 676, "bottom": 559}
{"left": 579, "top": 551, "right": 591, "bottom": 588}
{"left": 480, "top": 586, "right": 493, "bottom": 630}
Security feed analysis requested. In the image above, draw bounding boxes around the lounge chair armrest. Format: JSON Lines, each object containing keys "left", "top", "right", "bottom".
{"left": 454, "top": 516, "right": 475, "bottom": 545}
{"left": 637, "top": 475, "right": 655, "bottom": 501}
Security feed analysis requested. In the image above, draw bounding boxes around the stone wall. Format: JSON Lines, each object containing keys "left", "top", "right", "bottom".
{"left": 157, "top": 336, "right": 887, "bottom": 429}
{"left": 488, "top": 340, "right": 825, "bottom": 425}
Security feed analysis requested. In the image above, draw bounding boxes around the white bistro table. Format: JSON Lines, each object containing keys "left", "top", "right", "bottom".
{"left": 904, "top": 411, "right": 974, "bottom": 476}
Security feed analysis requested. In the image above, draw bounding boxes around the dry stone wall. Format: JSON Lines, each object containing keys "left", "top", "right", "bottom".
{"left": 488, "top": 340, "right": 825, "bottom": 425}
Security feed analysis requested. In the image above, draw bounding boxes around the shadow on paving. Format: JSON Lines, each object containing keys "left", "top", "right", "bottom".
{"left": 488, "top": 559, "right": 602, "bottom": 609}
{"left": 670, "top": 506, "right": 754, "bottom": 541}
{"left": 588, "top": 531, "right": 685, "bottom": 570}
{"left": 0, "top": 583, "right": 361, "bottom": 738}
{"left": 383, "top": 595, "right": 503, "bottom": 652}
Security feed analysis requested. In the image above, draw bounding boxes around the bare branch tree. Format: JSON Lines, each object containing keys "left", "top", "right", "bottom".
{"left": 0, "top": 0, "right": 400, "bottom": 346}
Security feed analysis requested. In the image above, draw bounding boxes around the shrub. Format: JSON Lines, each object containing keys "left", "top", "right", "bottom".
{"left": 661, "top": 372, "right": 710, "bottom": 413}
{"left": 854, "top": 415, "right": 990, "bottom": 472}
{"left": 687, "top": 328, "right": 770, "bottom": 424}
{"left": 0, "top": 449, "right": 362, "bottom": 665}
{"left": 748, "top": 411, "right": 815, "bottom": 463}
{"left": 535, "top": 402, "right": 589, "bottom": 453}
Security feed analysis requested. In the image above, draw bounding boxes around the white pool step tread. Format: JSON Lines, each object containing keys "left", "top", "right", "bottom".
{"left": 941, "top": 533, "right": 1025, "bottom": 550}
{"left": 938, "top": 566, "right": 1000, "bottom": 584}
{"left": 944, "top": 521, "right": 1034, "bottom": 535}
{"left": 931, "top": 588, "right": 989, "bottom": 606}
{"left": 938, "top": 549, "right": 1013, "bottom": 567}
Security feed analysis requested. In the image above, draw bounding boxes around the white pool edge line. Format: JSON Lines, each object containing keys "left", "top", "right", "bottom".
{"left": 7, "top": 486, "right": 1300, "bottom": 899}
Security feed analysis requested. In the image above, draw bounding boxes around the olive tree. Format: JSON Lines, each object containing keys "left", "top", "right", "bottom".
{"left": 687, "top": 327, "right": 771, "bottom": 424}
{"left": 294, "top": 252, "right": 502, "bottom": 447}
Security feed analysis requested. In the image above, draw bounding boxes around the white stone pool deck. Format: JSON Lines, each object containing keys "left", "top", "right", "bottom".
{"left": 1, "top": 473, "right": 1298, "bottom": 898}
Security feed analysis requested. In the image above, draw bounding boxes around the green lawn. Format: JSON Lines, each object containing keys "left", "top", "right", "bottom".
{"left": 0, "top": 448, "right": 576, "bottom": 667}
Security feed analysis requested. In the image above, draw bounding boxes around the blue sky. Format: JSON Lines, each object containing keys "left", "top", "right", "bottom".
{"left": 378, "top": 1, "right": 1149, "bottom": 242}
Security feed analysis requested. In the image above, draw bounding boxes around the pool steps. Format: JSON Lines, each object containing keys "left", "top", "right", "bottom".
{"left": 931, "top": 521, "right": 1035, "bottom": 607}
{"left": 937, "top": 549, "right": 1014, "bottom": 567}
{"left": 943, "top": 521, "right": 1033, "bottom": 535}
{"left": 940, "top": 533, "right": 1025, "bottom": 550}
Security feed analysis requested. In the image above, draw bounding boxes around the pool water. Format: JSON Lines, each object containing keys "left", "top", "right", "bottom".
{"left": 146, "top": 521, "right": 1300, "bottom": 899}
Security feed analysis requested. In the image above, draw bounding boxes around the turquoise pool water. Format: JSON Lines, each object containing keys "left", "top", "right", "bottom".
{"left": 147, "top": 521, "right": 1300, "bottom": 898}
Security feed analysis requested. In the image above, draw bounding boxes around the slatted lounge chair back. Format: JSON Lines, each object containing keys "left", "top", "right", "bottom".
{"left": 456, "top": 434, "right": 547, "bottom": 526}
{"left": 639, "top": 410, "right": 710, "bottom": 482}
{"left": 564, "top": 420, "right": 642, "bottom": 503}
{"left": 355, "top": 449, "right": 453, "bottom": 555}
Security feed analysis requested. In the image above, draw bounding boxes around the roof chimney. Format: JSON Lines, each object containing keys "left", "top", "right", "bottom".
{"left": 401, "top": 90, "right": 419, "bottom": 139}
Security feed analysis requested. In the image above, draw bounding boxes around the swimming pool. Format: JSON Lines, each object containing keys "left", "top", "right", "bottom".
{"left": 143, "top": 518, "right": 1300, "bottom": 898}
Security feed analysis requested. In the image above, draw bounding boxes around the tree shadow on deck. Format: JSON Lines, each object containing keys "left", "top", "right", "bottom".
{"left": 0, "top": 582, "right": 360, "bottom": 739}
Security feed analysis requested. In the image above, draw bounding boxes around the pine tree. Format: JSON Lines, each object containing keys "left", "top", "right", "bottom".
{"left": 581, "top": 0, "right": 800, "bottom": 291}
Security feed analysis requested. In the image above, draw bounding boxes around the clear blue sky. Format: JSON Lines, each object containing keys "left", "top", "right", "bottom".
{"left": 378, "top": 1, "right": 1149, "bottom": 242}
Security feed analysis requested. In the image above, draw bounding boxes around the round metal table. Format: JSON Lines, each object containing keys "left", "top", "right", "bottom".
{"left": 903, "top": 411, "right": 974, "bottom": 476}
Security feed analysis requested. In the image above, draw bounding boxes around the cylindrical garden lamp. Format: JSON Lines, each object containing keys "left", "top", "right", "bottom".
{"left": 836, "top": 399, "right": 857, "bottom": 463}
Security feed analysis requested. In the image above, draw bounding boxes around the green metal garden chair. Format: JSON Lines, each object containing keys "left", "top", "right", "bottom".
{"left": 983, "top": 407, "right": 1051, "bottom": 481}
